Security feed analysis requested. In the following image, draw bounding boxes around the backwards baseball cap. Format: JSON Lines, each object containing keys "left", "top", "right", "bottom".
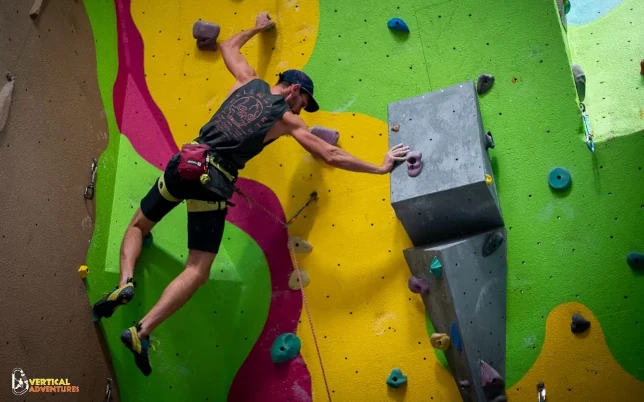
{"left": 279, "top": 69, "right": 319, "bottom": 113}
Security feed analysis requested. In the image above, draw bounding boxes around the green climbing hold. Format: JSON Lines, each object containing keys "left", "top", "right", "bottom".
{"left": 270, "top": 333, "right": 301, "bottom": 364}
{"left": 564, "top": 0, "right": 571, "bottom": 14}
{"left": 548, "top": 167, "right": 571, "bottom": 191}
{"left": 430, "top": 256, "right": 443, "bottom": 278}
{"left": 386, "top": 368, "right": 408, "bottom": 389}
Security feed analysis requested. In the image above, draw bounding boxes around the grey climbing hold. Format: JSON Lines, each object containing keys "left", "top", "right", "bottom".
{"left": 386, "top": 368, "right": 408, "bottom": 388}
{"left": 408, "top": 276, "right": 429, "bottom": 294}
{"left": 491, "top": 396, "right": 508, "bottom": 402}
{"left": 485, "top": 131, "right": 495, "bottom": 149}
{"left": 482, "top": 231, "right": 504, "bottom": 257}
{"left": 0, "top": 73, "right": 15, "bottom": 133}
{"left": 288, "top": 269, "right": 310, "bottom": 290}
{"left": 459, "top": 380, "right": 470, "bottom": 389}
{"left": 430, "top": 256, "right": 442, "bottom": 278}
{"left": 627, "top": 251, "right": 644, "bottom": 270}
{"left": 271, "top": 333, "right": 301, "bottom": 363}
{"left": 193, "top": 20, "right": 220, "bottom": 51}
{"left": 572, "top": 64, "right": 586, "bottom": 102}
{"left": 407, "top": 151, "right": 423, "bottom": 177}
{"left": 310, "top": 126, "right": 340, "bottom": 146}
{"left": 29, "top": 0, "right": 44, "bottom": 19}
{"left": 289, "top": 236, "right": 312, "bottom": 253}
{"left": 477, "top": 74, "right": 494, "bottom": 94}
{"left": 571, "top": 314, "right": 590, "bottom": 334}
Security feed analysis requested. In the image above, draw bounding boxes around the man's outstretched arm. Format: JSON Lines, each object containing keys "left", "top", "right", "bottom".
{"left": 220, "top": 12, "right": 275, "bottom": 84}
{"left": 285, "top": 113, "right": 409, "bottom": 174}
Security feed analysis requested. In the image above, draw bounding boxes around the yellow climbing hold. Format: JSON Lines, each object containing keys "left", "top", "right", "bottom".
{"left": 430, "top": 333, "right": 451, "bottom": 350}
{"left": 485, "top": 174, "right": 493, "bottom": 185}
{"left": 78, "top": 265, "right": 89, "bottom": 279}
{"left": 288, "top": 269, "right": 310, "bottom": 290}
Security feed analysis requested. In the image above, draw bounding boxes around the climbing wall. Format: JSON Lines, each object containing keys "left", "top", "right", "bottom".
{"left": 566, "top": 0, "right": 644, "bottom": 140}
{"left": 82, "top": 0, "right": 644, "bottom": 401}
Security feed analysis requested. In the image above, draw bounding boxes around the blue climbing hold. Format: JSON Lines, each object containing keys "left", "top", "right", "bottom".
{"left": 627, "top": 252, "right": 644, "bottom": 270}
{"left": 430, "top": 256, "right": 443, "bottom": 278}
{"left": 387, "top": 18, "right": 409, "bottom": 33}
{"left": 548, "top": 167, "right": 571, "bottom": 191}
{"left": 386, "top": 368, "right": 408, "bottom": 389}
{"left": 143, "top": 233, "right": 154, "bottom": 248}
{"left": 451, "top": 322, "right": 463, "bottom": 352}
{"left": 271, "top": 333, "right": 301, "bottom": 364}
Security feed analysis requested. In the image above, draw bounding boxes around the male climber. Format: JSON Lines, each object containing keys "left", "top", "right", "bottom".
{"left": 91, "top": 12, "right": 409, "bottom": 376}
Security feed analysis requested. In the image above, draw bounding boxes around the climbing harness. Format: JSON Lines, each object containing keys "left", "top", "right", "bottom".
{"left": 233, "top": 186, "right": 333, "bottom": 402}
{"left": 579, "top": 103, "right": 594, "bottom": 152}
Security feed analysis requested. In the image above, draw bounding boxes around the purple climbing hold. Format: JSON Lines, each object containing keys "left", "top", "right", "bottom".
{"left": 310, "top": 126, "right": 340, "bottom": 146}
{"left": 408, "top": 276, "right": 429, "bottom": 294}
{"left": 480, "top": 360, "right": 505, "bottom": 389}
{"left": 193, "top": 20, "right": 221, "bottom": 51}
{"left": 407, "top": 151, "right": 423, "bottom": 177}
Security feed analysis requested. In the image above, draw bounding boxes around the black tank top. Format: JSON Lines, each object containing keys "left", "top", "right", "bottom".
{"left": 197, "top": 78, "right": 290, "bottom": 170}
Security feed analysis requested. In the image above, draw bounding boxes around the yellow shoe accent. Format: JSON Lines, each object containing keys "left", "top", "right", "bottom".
{"left": 107, "top": 282, "right": 134, "bottom": 302}
{"left": 130, "top": 327, "right": 142, "bottom": 354}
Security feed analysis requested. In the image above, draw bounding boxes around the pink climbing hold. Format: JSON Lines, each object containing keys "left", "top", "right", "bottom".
{"left": 480, "top": 360, "right": 505, "bottom": 389}
{"left": 407, "top": 151, "right": 423, "bottom": 177}
{"left": 310, "top": 126, "right": 340, "bottom": 146}
{"left": 408, "top": 276, "right": 429, "bottom": 294}
{"left": 193, "top": 20, "right": 220, "bottom": 51}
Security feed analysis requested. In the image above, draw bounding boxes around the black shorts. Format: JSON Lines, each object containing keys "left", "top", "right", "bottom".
{"left": 140, "top": 155, "right": 229, "bottom": 253}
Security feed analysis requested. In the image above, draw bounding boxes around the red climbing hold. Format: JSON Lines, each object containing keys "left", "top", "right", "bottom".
{"left": 640, "top": 59, "right": 644, "bottom": 76}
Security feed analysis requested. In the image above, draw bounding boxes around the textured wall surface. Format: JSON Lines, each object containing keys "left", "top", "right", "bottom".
{"left": 82, "top": 0, "right": 644, "bottom": 401}
{"left": 0, "top": 0, "right": 116, "bottom": 400}
{"left": 567, "top": 0, "right": 644, "bottom": 140}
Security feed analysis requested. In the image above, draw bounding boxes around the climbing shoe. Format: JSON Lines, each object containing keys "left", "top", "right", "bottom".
{"left": 92, "top": 278, "right": 135, "bottom": 322}
{"left": 121, "top": 323, "right": 152, "bottom": 376}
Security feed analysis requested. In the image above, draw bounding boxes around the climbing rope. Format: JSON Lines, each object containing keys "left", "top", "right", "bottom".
{"left": 234, "top": 187, "right": 333, "bottom": 402}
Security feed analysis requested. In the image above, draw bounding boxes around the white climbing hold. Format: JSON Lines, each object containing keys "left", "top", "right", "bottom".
{"left": 288, "top": 269, "right": 310, "bottom": 290}
{"left": 289, "top": 236, "right": 312, "bottom": 253}
{"left": 29, "top": 0, "right": 44, "bottom": 19}
{"left": 0, "top": 73, "right": 15, "bottom": 133}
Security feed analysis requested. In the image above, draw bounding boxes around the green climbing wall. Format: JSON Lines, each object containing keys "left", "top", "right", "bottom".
{"left": 303, "top": 0, "right": 644, "bottom": 387}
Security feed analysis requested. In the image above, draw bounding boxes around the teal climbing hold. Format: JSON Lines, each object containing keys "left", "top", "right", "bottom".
{"left": 564, "top": 0, "right": 571, "bottom": 14}
{"left": 430, "top": 256, "right": 443, "bottom": 278}
{"left": 143, "top": 233, "right": 154, "bottom": 248}
{"left": 451, "top": 322, "right": 463, "bottom": 352}
{"left": 387, "top": 18, "right": 409, "bottom": 33}
{"left": 627, "top": 252, "right": 644, "bottom": 270}
{"left": 548, "top": 167, "right": 571, "bottom": 191}
{"left": 386, "top": 368, "right": 408, "bottom": 389}
{"left": 270, "top": 333, "right": 301, "bottom": 364}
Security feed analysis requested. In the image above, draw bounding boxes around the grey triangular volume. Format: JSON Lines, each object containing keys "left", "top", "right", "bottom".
{"left": 403, "top": 228, "right": 507, "bottom": 401}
